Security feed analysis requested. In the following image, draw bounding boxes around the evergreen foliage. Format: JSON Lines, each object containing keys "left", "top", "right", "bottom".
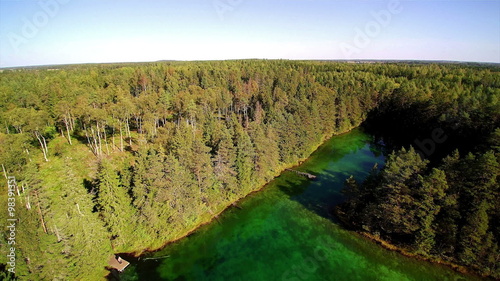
{"left": 0, "top": 60, "right": 498, "bottom": 279}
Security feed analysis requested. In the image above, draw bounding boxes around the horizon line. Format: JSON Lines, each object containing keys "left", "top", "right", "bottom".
{"left": 2, "top": 58, "right": 500, "bottom": 70}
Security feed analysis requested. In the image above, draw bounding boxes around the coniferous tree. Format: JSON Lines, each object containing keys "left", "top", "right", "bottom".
{"left": 96, "top": 159, "right": 137, "bottom": 251}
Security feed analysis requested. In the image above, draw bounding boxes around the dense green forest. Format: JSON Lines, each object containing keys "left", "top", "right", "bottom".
{"left": 0, "top": 60, "right": 498, "bottom": 280}
{"left": 336, "top": 62, "right": 500, "bottom": 279}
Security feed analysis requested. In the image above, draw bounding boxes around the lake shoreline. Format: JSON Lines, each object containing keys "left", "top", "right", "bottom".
{"left": 357, "top": 232, "right": 495, "bottom": 280}
{"left": 113, "top": 124, "right": 493, "bottom": 281}
{"left": 333, "top": 207, "right": 495, "bottom": 280}
{"left": 120, "top": 126, "right": 359, "bottom": 259}
{"left": 113, "top": 127, "right": 488, "bottom": 281}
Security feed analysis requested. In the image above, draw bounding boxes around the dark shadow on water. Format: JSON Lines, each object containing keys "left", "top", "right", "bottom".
{"left": 275, "top": 128, "right": 386, "bottom": 225}
{"left": 121, "top": 128, "right": 388, "bottom": 281}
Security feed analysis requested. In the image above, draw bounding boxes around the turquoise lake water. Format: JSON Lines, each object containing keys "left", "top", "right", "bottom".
{"left": 120, "top": 129, "right": 481, "bottom": 281}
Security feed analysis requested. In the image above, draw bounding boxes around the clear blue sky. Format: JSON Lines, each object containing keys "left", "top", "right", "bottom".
{"left": 0, "top": 0, "right": 499, "bottom": 67}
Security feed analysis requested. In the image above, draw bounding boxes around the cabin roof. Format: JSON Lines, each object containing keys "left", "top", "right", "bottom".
{"left": 108, "top": 255, "right": 130, "bottom": 272}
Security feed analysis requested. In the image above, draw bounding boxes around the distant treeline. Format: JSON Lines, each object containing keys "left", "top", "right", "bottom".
{"left": 0, "top": 60, "right": 498, "bottom": 280}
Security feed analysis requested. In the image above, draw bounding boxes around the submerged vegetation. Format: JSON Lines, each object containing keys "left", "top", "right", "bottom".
{"left": 0, "top": 60, "right": 498, "bottom": 280}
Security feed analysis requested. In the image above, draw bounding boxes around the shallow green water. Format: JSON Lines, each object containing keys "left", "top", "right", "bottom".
{"left": 121, "top": 129, "right": 480, "bottom": 281}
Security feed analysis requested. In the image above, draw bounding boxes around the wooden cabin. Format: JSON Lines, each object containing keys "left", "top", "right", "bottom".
{"left": 108, "top": 255, "right": 130, "bottom": 272}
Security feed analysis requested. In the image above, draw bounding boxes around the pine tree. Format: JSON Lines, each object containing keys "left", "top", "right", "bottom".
{"left": 459, "top": 201, "right": 491, "bottom": 266}
{"left": 376, "top": 147, "right": 428, "bottom": 235}
{"left": 415, "top": 168, "right": 448, "bottom": 255}
{"left": 96, "top": 159, "right": 137, "bottom": 251}
{"left": 234, "top": 121, "right": 255, "bottom": 193}
{"left": 213, "top": 123, "right": 238, "bottom": 201}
